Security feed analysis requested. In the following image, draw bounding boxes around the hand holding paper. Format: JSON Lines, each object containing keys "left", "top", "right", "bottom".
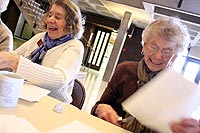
{"left": 122, "top": 69, "right": 200, "bottom": 133}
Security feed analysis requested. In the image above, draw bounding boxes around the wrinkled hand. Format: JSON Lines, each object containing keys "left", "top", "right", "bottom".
{"left": 0, "top": 52, "right": 19, "bottom": 72}
{"left": 95, "top": 104, "right": 120, "bottom": 126}
{"left": 171, "top": 118, "right": 200, "bottom": 133}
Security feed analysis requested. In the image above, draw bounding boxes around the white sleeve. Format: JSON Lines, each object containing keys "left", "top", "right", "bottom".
{"left": 16, "top": 56, "right": 65, "bottom": 90}
{"left": 16, "top": 40, "right": 84, "bottom": 91}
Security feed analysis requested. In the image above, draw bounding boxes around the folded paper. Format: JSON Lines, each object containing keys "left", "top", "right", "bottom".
{"left": 122, "top": 69, "right": 200, "bottom": 133}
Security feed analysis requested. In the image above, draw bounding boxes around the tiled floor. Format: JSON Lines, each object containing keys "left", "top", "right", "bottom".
{"left": 78, "top": 67, "right": 108, "bottom": 113}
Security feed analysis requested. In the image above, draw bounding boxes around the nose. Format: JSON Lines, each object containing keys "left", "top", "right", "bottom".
{"left": 48, "top": 16, "right": 55, "bottom": 23}
{"left": 153, "top": 50, "right": 163, "bottom": 59}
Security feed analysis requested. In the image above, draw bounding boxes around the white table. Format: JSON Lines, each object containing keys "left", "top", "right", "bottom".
{"left": 0, "top": 96, "right": 131, "bottom": 133}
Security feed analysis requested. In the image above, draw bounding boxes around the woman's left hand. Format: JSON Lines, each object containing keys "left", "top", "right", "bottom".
{"left": 0, "top": 52, "right": 19, "bottom": 72}
{"left": 171, "top": 118, "right": 200, "bottom": 133}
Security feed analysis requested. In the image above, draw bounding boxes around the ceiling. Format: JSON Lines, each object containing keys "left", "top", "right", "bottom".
{"left": 72, "top": 0, "right": 200, "bottom": 51}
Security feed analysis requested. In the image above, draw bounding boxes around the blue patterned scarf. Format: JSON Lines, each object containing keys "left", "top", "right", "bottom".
{"left": 28, "top": 32, "right": 72, "bottom": 64}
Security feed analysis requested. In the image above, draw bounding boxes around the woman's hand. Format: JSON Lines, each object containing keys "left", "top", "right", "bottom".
{"left": 0, "top": 52, "right": 19, "bottom": 72}
{"left": 95, "top": 104, "right": 120, "bottom": 126}
{"left": 171, "top": 118, "right": 200, "bottom": 133}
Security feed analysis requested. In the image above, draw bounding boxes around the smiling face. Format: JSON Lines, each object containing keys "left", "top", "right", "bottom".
{"left": 45, "top": 4, "right": 67, "bottom": 40}
{"left": 142, "top": 35, "right": 177, "bottom": 72}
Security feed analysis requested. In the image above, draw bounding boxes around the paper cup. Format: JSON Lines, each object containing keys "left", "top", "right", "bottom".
{"left": 0, "top": 71, "right": 24, "bottom": 108}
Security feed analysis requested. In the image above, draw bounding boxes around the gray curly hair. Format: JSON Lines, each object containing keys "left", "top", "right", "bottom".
{"left": 142, "top": 17, "right": 190, "bottom": 54}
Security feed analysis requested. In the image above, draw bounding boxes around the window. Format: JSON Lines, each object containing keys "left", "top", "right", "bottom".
{"left": 173, "top": 48, "right": 200, "bottom": 85}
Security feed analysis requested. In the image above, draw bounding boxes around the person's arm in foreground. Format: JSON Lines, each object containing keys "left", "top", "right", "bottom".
{"left": 95, "top": 103, "right": 121, "bottom": 126}
{"left": 0, "top": 52, "right": 18, "bottom": 71}
{"left": 91, "top": 63, "right": 126, "bottom": 125}
{"left": 91, "top": 62, "right": 138, "bottom": 126}
{"left": 92, "top": 68, "right": 121, "bottom": 126}
{"left": 0, "top": 22, "right": 13, "bottom": 52}
{"left": 0, "top": 39, "right": 84, "bottom": 91}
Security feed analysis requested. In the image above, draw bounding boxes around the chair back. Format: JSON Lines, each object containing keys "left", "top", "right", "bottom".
{"left": 71, "top": 79, "right": 86, "bottom": 109}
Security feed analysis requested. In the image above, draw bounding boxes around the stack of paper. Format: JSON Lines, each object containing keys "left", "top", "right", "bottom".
{"left": 0, "top": 115, "right": 40, "bottom": 133}
{"left": 46, "top": 120, "right": 102, "bottom": 133}
{"left": 20, "top": 82, "right": 50, "bottom": 102}
{"left": 122, "top": 69, "right": 200, "bottom": 133}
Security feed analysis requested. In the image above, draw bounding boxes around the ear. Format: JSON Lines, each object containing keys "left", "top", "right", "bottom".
{"left": 141, "top": 46, "right": 145, "bottom": 55}
{"left": 64, "top": 25, "right": 72, "bottom": 33}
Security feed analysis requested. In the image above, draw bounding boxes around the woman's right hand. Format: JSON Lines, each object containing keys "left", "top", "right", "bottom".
{"left": 95, "top": 104, "right": 120, "bottom": 126}
{"left": 171, "top": 118, "right": 200, "bottom": 133}
{"left": 0, "top": 52, "right": 19, "bottom": 72}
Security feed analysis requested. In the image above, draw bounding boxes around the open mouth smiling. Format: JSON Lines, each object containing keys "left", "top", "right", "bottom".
{"left": 48, "top": 27, "right": 58, "bottom": 31}
{"left": 150, "top": 58, "right": 162, "bottom": 65}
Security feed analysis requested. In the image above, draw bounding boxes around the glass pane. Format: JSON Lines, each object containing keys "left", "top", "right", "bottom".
{"left": 93, "top": 32, "right": 105, "bottom": 65}
{"left": 21, "top": 23, "right": 33, "bottom": 39}
{"left": 183, "top": 62, "right": 199, "bottom": 83}
{"left": 172, "top": 55, "right": 186, "bottom": 73}
{"left": 97, "top": 33, "right": 109, "bottom": 66}
{"left": 88, "top": 31, "right": 101, "bottom": 64}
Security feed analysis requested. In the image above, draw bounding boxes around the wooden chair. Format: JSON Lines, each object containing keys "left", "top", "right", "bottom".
{"left": 71, "top": 79, "right": 86, "bottom": 109}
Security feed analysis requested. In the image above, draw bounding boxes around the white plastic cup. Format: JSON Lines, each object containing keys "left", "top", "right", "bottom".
{"left": 0, "top": 71, "right": 24, "bottom": 108}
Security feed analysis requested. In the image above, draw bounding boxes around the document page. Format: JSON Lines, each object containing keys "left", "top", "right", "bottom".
{"left": 46, "top": 120, "right": 102, "bottom": 133}
{"left": 0, "top": 115, "right": 40, "bottom": 133}
{"left": 20, "top": 82, "right": 50, "bottom": 102}
{"left": 122, "top": 69, "right": 200, "bottom": 133}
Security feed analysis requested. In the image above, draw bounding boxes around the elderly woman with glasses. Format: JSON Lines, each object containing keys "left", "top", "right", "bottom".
{"left": 91, "top": 17, "right": 200, "bottom": 133}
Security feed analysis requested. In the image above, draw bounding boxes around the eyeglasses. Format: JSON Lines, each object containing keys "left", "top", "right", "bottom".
{"left": 146, "top": 43, "right": 175, "bottom": 58}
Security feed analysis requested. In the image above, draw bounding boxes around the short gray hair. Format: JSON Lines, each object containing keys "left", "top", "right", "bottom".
{"left": 142, "top": 17, "right": 190, "bottom": 53}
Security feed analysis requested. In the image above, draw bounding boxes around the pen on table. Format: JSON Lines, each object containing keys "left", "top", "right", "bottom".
{"left": 117, "top": 116, "right": 134, "bottom": 124}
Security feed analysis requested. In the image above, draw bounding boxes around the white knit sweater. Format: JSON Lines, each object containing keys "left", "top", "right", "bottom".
{"left": 12, "top": 32, "right": 84, "bottom": 103}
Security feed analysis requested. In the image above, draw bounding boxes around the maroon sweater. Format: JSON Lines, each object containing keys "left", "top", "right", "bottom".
{"left": 91, "top": 61, "right": 139, "bottom": 117}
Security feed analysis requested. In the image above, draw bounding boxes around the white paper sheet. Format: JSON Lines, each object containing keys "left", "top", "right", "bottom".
{"left": 19, "top": 82, "right": 50, "bottom": 102}
{"left": 46, "top": 120, "right": 102, "bottom": 133}
{"left": 0, "top": 115, "right": 40, "bottom": 133}
{"left": 122, "top": 69, "right": 200, "bottom": 133}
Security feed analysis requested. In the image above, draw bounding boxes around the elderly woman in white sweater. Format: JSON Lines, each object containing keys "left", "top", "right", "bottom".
{"left": 0, "top": 0, "right": 84, "bottom": 103}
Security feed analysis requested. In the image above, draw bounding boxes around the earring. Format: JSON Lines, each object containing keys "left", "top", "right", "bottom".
{"left": 141, "top": 50, "right": 144, "bottom": 55}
